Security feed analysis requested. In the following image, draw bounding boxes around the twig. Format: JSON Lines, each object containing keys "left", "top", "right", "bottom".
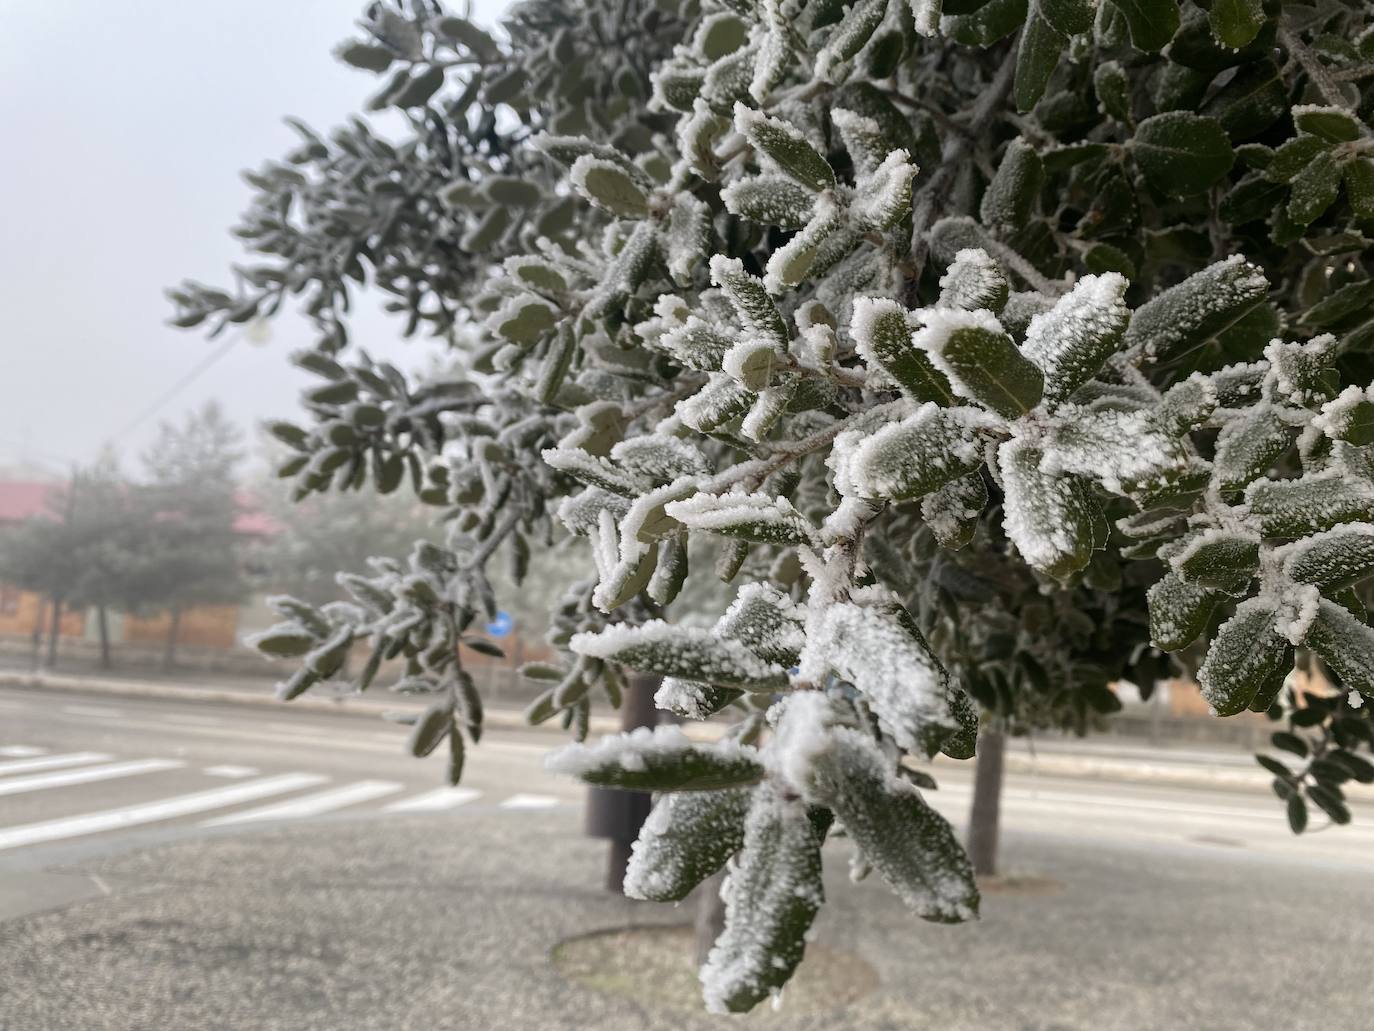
{"left": 1279, "top": 23, "right": 1353, "bottom": 111}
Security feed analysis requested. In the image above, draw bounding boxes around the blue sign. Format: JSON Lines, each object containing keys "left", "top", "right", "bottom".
{"left": 486, "top": 611, "right": 514, "bottom": 638}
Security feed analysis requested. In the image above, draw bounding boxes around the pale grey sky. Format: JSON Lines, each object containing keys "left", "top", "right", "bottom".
{"left": 0, "top": 0, "right": 504, "bottom": 476}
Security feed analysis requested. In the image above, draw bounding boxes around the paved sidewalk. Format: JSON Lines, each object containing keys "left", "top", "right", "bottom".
{"left": 0, "top": 810, "right": 1370, "bottom": 1030}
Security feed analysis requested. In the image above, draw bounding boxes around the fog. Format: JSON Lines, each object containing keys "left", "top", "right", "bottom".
{"left": 0, "top": 0, "right": 504, "bottom": 475}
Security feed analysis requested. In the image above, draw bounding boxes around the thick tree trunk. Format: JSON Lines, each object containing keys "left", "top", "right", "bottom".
{"left": 693, "top": 868, "right": 728, "bottom": 965}
{"left": 97, "top": 606, "right": 112, "bottom": 670}
{"left": 967, "top": 727, "right": 1006, "bottom": 877}
{"left": 588, "top": 672, "right": 658, "bottom": 893}
{"left": 45, "top": 598, "right": 63, "bottom": 669}
{"left": 163, "top": 607, "right": 181, "bottom": 670}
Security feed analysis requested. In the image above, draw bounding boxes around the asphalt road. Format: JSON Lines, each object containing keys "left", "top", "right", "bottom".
{"left": 2, "top": 682, "right": 1369, "bottom": 890}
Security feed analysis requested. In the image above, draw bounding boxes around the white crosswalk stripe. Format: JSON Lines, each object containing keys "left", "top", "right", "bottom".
{"left": 201, "top": 780, "right": 403, "bottom": 826}
{"left": 61, "top": 705, "right": 123, "bottom": 719}
{"left": 384, "top": 787, "right": 482, "bottom": 813}
{"left": 0, "top": 773, "right": 329, "bottom": 851}
{"left": 204, "top": 765, "right": 259, "bottom": 778}
{"left": 0, "top": 746, "right": 48, "bottom": 758}
{"left": 0, "top": 751, "right": 113, "bottom": 776}
{"left": 500, "top": 793, "right": 558, "bottom": 810}
{"left": 0, "top": 758, "right": 184, "bottom": 796}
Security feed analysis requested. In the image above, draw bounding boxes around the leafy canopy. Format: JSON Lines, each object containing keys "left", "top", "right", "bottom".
{"left": 180, "top": 0, "right": 1374, "bottom": 1014}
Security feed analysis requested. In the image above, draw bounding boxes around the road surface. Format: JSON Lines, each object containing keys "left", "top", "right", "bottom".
{"left": 2, "top": 682, "right": 1368, "bottom": 889}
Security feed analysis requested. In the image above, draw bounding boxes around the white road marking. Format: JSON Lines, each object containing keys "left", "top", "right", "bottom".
{"left": 384, "top": 787, "right": 482, "bottom": 812}
{"left": 201, "top": 780, "right": 403, "bottom": 826}
{"left": 61, "top": 705, "right": 124, "bottom": 719}
{"left": 162, "top": 713, "right": 222, "bottom": 726}
{"left": 500, "top": 793, "right": 558, "bottom": 810}
{"left": 0, "top": 752, "right": 113, "bottom": 776}
{"left": 0, "top": 758, "right": 184, "bottom": 796}
{"left": 203, "top": 765, "right": 258, "bottom": 778}
{"left": 0, "top": 773, "right": 328, "bottom": 852}
{"left": 0, "top": 746, "right": 47, "bottom": 757}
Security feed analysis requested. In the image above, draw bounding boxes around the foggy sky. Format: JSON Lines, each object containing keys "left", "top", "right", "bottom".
{"left": 0, "top": 0, "right": 503, "bottom": 478}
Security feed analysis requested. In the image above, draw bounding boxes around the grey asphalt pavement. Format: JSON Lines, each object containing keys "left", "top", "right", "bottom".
{"left": 1, "top": 684, "right": 1372, "bottom": 1029}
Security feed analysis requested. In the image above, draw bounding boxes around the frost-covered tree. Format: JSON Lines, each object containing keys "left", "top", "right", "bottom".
{"left": 179, "top": 0, "right": 1374, "bottom": 1013}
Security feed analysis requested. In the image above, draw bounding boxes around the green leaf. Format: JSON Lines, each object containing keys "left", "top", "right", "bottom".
{"left": 1147, "top": 570, "right": 1219, "bottom": 651}
{"left": 623, "top": 788, "right": 750, "bottom": 901}
{"left": 709, "top": 256, "right": 789, "bottom": 348}
{"left": 1039, "top": 0, "right": 1093, "bottom": 35}
{"left": 334, "top": 40, "right": 395, "bottom": 72}
{"left": 1287, "top": 150, "right": 1342, "bottom": 226}
{"left": 945, "top": 0, "right": 1029, "bottom": 46}
{"left": 1281, "top": 524, "right": 1374, "bottom": 592}
{"left": 1132, "top": 113, "right": 1235, "bottom": 198}
{"left": 733, "top": 105, "right": 835, "bottom": 193}
{"left": 407, "top": 701, "right": 452, "bottom": 758}
{"left": 1271, "top": 731, "right": 1308, "bottom": 758}
{"left": 1292, "top": 105, "right": 1363, "bottom": 143}
{"left": 1093, "top": 61, "right": 1131, "bottom": 123}
{"left": 1171, "top": 529, "right": 1260, "bottom": 594}
{"left": 1303, "top": 598, "right": 1374, "bottom": 698}
{"left": 831, "top": 402, "right": 995, "bottom": 502}
{"left": 1014, "top": 7, "right": 1064, "bottom": 113}
{"left": 999, "top": 438, "right": 1101, "bottom": 580}
{"left": 1212, "top": 405, "right": 1298, "bottom": 494}
{"left": 1123, "top": 256, "right": 1268, "bottom": 363}
{"left": 1286, "top": 791, "right": 1308, "bottom": 834}
{"left": 700, "top": 783, "right": 824, "bottom": 1014}
{"left": 915, "top": 312, "right": 1044, "bottom": 418}
{"left": 814, "top": 0, "right": 888, "bottom": 78}
{"left": 776, "top": 699, "right": 978, "bottom": 923}
{"left": 1107, "top": 0, "right": 1179, "bottom": 51}
{"left": 245, "top": 623, "right": 318, "bottom": 658}
{"left": 1345, "top": 159, "right": 1374, "bottom": 221}
{"left": 570, "top": 156, "right": 650, "bottom": 218}
{"left": 1208, "top": 0, "right": 1264, "bottom": 49}
{"left": 1245, "top": 474, "right": 1374, "bottom": 538}
{"left": 546, "top": 726, "right": 765, "bottom": 791}
{"left": 570, "top": 619, "right": 789, "bottom": 691}
{"left": 391, "top": 65, "right": 446, "bottom": 108}
{"left": 980, "top": 139, "right": 1044, "bottom": 232}
{"left": 1201, "top": 60, "right": 1287, "bottom": 142}
{"left": 850, "top": 297, "right": 957, "bottom": 404}
{"left": 1197, "top": 599, "right": 1293, "bottom": 716}
{"left": 1307, "top": 783, "right": 1351, "bottom": 825}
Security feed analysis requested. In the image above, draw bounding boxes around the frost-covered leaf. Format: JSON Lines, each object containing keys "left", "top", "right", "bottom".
{"left": 246, "top": 623, "right": 318, "bottom": 658}
{"left": 665, "top": 193, "right": 713, "bottom": 285}
{"left": 570, "top": 619, "right": 789, "bottom": 691}
{"left": 733, "top": 104, "right": 836, "bottom": 193}
{"left": 1170, "top": 528, "right": 1260, "bottom": 595}
{"left": 1244, "top": 473, "right": 1374, "bottom": 538}
{"left": 913, "top": 309, "right": 1044, "bottom": 418}
{"left": 542, "top": 446, "right": 648, "bottom": 497}
{"left": 1040, "top": 0, "right": 1094, "bottom": 35}
{"left": 829, "top": 402, "right": 996, "bottom": 501}
{"left": 624, "top": 788, "right": 751, "bottom": 901}
{"left": 801, "top": 588, "right": 973, "bottom": 756}
{"left": 815, "top": 0, "right": 889, "bottom": 81}
{"left": 1109, "top": 0, "right": 1180, "bottom": 51}
{"left": 1197, "top": 598, "right": 1294, "bottom": 716}
{"left": 999, "top": 437, "right": 1102, "bottom": 579}
{"left": 1020, "top": 273, "right": 1130, "bottom": 404}
{"left": 715, "top": 582, "right": 805, "bottom": 666}
{"left": 920, "top": 471, "right": 988, "bottom": 550}
{"left": 677, "top": 374, "right": 755, "bottom": 432}
{"left": 547, "top": 725, "right": 764, "bottom": 791}
{"left": 1213, "top": 404, "right": 1297, "bottom": 493}
{"left": 1132, "top": 113, "right": 1234, "bottom": 198}
{"left": 659, "top": 316, "right": 733, "bottom": 371}
{"left": 764, "top": 194, "right": 847, "bottom": 292}
{"left": 773, "top": 696, "right": 978, "bottom": 922}
{"left": 611, "top": 434, "right": 711, "bottom": 484}
{"left": 1303, "top": 598, "right": 1374, "bottom": 699}
{"left": 655, "top": 677, "right": 742, "bottom": 719}
{"left": 980, "top": 139, "right": 1043, "bottom": 233}
{"left": 850, "top": 297, "right": 957, "bottom": 404}
{"left": 721, "top": 175, "right": 816, "bottom": 229}
{"left": 722, "top": 337, "right": 781, "bottom": 391}
{"left": 570, "top": 155, "right": 651, "bottom": 218}
{"left": 1314, "top": 385, "right": 1374, "bottom": 446}
{"left": 1014, "top": 5, "right": 1064, "bottom": 113}
{"left": 1042, "top": 407, "right": 1192, "bottom": 496}
{"left": 1148, "top": 570, "right": 1220, "bottom": 651}
{"left": 700, "top": 782, "right": 824, "bottom": 1014}
{"left": 1209, "top": 0, "right": 1264, "bottom": 49}
{"left": 937, "top": 248, "right": 1008, "bottom": 314}
{"left": 1280, "top": 523, "right": 1374, "bottom": 593}
{"left": 666, "top": 492, "right": 821, "bottom": 546}
{"left": 1123, "top": 255, "right": 1268, "bottom": 363}
{"left": 1292, "top": 105, "right": 1362, "bottom": 144}
{"left": 850, "top": 150, "right": 918, "bottom": 232}
{"left": 710, "top": 255, "right": 789, "bottom": 347}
